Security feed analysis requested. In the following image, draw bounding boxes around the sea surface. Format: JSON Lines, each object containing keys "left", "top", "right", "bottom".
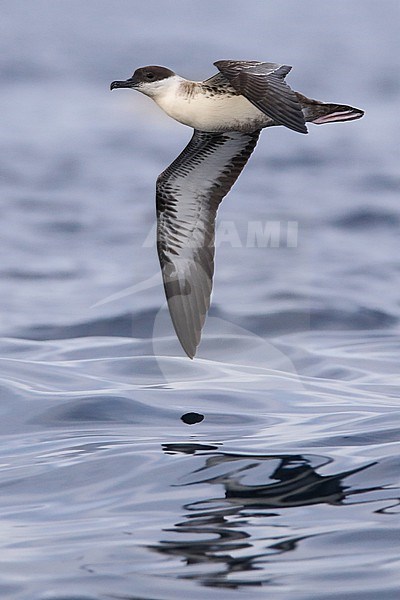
{"left": 1, "top": 1, "right": 400, "bottom": 598}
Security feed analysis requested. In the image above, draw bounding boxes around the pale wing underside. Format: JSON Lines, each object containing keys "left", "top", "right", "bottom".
{"left": 156, "top": 129, "right": 260, "bottom": 358}
{"left": 214, "top": 60, "right": 308, "bottom": 134}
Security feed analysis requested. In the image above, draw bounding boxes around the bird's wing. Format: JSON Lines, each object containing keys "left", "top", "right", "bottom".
{"left": 156, "top": 129, "right": 260, "bottom": 358}
{"left": 214, "top": 60, "right": 308, "bottom": 134}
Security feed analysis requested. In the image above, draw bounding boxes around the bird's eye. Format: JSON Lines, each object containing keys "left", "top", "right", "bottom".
{"left": 145, "top": 72, "right": 155, "bottom": 80}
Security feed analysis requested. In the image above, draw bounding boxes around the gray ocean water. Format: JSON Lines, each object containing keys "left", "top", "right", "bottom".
{"left": 1, "top": 1, "right": 400, "bottom": 598}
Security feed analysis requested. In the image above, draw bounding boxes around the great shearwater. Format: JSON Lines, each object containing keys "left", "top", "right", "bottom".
{"left": 110, "top": 60, "right": 364, "bottom": 358}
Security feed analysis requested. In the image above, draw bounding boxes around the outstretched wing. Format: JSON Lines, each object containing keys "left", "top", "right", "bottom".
{"left": 156, "top": 129, "right": 260, "bottom": 358}
{"left": 214, "top": 60, "right": 308, "bottom": 134}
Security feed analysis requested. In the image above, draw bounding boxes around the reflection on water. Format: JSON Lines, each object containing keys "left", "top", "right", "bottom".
{"left": 153, "top": 446, "right": 382, "bottom": 589}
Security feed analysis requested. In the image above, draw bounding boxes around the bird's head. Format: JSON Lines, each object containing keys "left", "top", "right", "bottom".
{"left": 110, "top": 66, "right": 176, "bottom": 98}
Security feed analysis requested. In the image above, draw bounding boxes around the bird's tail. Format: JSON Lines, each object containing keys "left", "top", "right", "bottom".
{"left": 296, "top": 92, "right": 364, "bottom": 125}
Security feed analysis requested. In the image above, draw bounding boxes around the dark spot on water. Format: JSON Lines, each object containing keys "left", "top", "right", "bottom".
{"left": 239, "top": 306, "right": 396, "bottom": 335}
{"left": 358, "top": 174, "right": 400, "bottom": 193}
{"left": 310, "top": 428, "right": 400, "bottom": 447}
{"left": 38, "top": 220, "right": 84, "bottom": 234}
{"left": 333, "top": 208, "right": 400, "bottom": 229}
{"left": 267, "top": 150, "right": 327, "bottom": 169}
{"left": 4, "top": 267, "right": 77, "bottom": 280}
{"left": 31, "top": 396, "right": 143, "bottom": 426}
{"left": 181, "top": 412, "right": 204, "bottom": 425}
{"left": 374, "top": 75, "right": 400, "bottom": 98}
{"left": 19, "top": 309, "right": 158, "bottom": 340}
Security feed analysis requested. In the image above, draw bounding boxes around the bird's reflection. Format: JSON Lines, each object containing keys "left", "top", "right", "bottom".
{"left": 147, "top": 443, "right": 377, "bottom": 589}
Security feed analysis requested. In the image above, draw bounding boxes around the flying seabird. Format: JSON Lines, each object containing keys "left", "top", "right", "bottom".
{"left": 110, "top": 60, "right": 364, "bottom": 358}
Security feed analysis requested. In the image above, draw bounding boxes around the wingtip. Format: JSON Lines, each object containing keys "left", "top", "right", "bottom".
{"left": 181, "top": 331, "right": 198, "bottom": 359}
{"left": 292, "top": 123, "right": 308, "bottom": 134}
{"left": 172, "top": 328, "right": 198, "bottom": 359}
{"left": 182, "top": 343, "right": 196, "bottom": 360}
{"left": 213, "top": 60, "right": 229, "bottom": 72}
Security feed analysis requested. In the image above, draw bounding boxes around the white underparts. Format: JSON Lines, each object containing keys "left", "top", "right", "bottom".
{"left": 142, "top": 76, "right": 270, "bottom": 132}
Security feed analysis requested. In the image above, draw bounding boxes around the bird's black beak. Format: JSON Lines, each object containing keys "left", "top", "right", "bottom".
{"left": 110, "top": 78, "right": 136, "bottom": 91}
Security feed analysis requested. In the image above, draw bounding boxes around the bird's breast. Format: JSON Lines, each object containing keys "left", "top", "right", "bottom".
{"left": 154, "top": 88, "right": 270, "bottom": 132}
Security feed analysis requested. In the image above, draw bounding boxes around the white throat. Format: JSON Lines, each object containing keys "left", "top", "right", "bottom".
{"left": 138, "top": 74, "right": 186, "bottom": 101}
